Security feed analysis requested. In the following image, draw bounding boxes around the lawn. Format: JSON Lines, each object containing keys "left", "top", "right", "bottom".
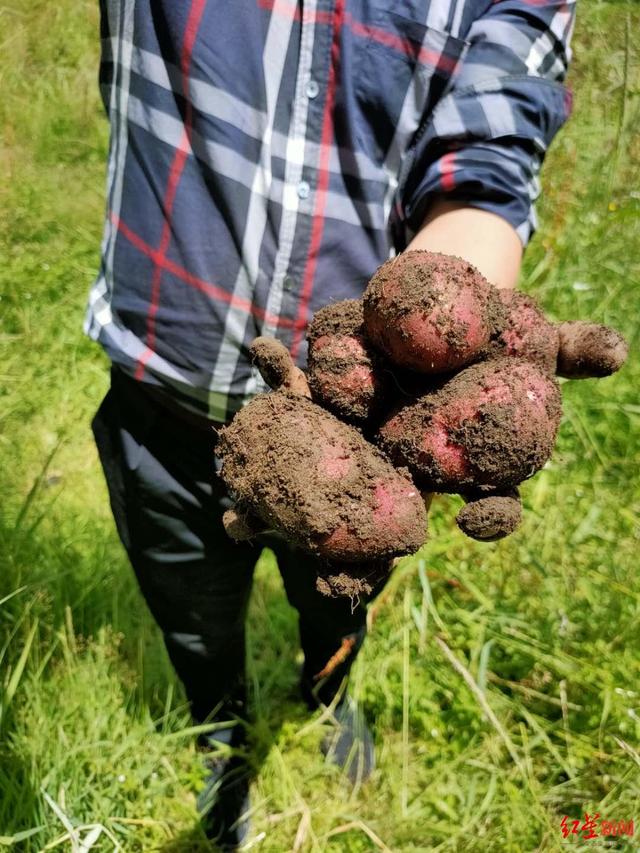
{"left": 1, "top": 1, "right": 639, "bottom": 851}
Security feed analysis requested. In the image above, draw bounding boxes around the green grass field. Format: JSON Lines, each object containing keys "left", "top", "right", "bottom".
{"left": 1, "top": 2, "right": 639, "bottom": 850}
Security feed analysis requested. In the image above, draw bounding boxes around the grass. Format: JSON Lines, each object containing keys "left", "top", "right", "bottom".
{"left": 1, "top": 0, "right": 639, "bottom": 850}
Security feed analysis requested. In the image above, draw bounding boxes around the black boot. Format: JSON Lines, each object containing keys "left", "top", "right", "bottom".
{"left": 196, "top": 731, "right": 251, "bottom": 850}
{"left": 320, "top": 694, "right": 376, "bottom": 784}
{"left": 300, "top": 675, "right": 375, "bottom": 784}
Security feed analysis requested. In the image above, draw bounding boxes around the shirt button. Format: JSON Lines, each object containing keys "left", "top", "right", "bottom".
{"left": 283, "top": 275, "right": 295, "bottom": 292}
{"left": 306, "top": 78, "right": 320, "bottom": 99}
{"left": 297, "top": 180, "right": 310, "bottom": 200}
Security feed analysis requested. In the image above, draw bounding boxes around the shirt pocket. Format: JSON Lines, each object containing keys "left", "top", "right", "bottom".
{"left": 352, "top": 5, "right": 469, "bottom": 165}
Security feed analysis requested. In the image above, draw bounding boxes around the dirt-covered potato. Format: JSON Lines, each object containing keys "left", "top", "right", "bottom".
{"left": 556, "top": 321, "right": 628, "bottom": 379}
{"left": 217, "top": 391, "right": 427, "bottom": 562}
{"left": 377, "top": 358, "right": 562, "bottom": 492}
{"left": 456, "top": 490, "right": 522, "bottom": 541}
{"left": 307, "top": 299, "right": 389, "bottom": 424}
{"left": 363, "top": 250, "right": 505, "bottom": 374}
{"left": 488, "top": 290, "right": 560, "bottom": 373}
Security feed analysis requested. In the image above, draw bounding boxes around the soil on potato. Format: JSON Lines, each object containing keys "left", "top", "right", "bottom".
{"left": 363, "top": 250, "right": 506, "bottom": 372}
{"left": 457, "top": 493, "right": 522, "bottom": 541}
{"left": 307, "top": 299, "right": 389, "bottom": 423}
{"left": 307, "top": 298, "right": 365, "bottom": 343}
{"left": 217, "top": 391, "right": 427, "bottom": 562}
{"left": 222, "top": 506, "right": 263, "bottom": 541}
{"left": 557, "top": 321, "right": 628, "bottom": 378}
{"left": 485, "top": 290, "right": 559, "bottom": 373}
{"left": 378, "top": 358, "right": 562, "bottom": 492}
{"left": 315, "top": 561, "right": 391, "bottom": 598}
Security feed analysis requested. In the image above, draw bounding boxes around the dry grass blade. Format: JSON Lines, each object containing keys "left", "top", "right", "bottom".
{"left": 293, "top": 679, "right": 346, "bottom": 739}
{"left": 77, "top": 825, "right": 102, "bottom": 853}
{"left": 292, "top": 805, "right": 311, "bottom": 853}
{"left": 614, "top": 737, "right": 640, "bottom": 769}
{"left": 325, "top": 820, "right": 392, "bottom": 852}
{"left": 487, "top": 673, "right": 583, "bottom": 710}
{"left": 434, "top": 636, "right": 526, "bottom": 777}
{"left": 41, "top": 791, "right": 80, "bottom": 852}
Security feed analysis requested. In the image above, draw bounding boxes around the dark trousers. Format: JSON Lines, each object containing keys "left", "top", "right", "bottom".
{"left": 92, "top": 368, "right": 383, "bottom": 736}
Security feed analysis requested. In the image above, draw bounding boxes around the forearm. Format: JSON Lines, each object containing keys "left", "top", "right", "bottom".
{"left": 406, "top": 199, "right": 523, "bottom": 289}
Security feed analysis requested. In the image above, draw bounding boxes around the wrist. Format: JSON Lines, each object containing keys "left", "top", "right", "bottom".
{"left": 406, "top": 199, "right": 523, "bottom": 289}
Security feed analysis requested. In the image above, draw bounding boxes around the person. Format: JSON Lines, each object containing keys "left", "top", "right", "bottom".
{"left": 87, "top": 0, "right": 575, "bottom": 847}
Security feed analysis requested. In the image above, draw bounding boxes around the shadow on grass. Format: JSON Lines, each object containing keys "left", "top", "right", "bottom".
{"left": 0, "top": 499, "right": 309, "bottom": 850}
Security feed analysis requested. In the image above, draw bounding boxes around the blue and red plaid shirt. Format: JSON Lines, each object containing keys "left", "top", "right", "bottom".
{"left": 85, "top": 0, "right": 575, "bottom": 422}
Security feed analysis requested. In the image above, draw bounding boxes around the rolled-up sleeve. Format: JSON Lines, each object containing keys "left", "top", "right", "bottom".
{"left": 393, "top": 0, "right": 576, "bottom": 247}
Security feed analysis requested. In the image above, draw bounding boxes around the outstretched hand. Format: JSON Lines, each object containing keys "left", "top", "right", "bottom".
{"left": 217, "top": 251, "right": 627, "bottom": 599}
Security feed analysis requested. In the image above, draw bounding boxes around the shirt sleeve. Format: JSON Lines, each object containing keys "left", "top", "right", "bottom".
{"left": 392, "top": 0, "right": 576, "bottom": 248}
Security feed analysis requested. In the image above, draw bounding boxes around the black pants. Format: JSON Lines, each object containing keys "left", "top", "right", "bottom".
{"left": 92, "top": 368, "right": 384, "bottom": 735}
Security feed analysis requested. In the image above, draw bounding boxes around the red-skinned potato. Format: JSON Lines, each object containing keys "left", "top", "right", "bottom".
{"left": 362, "top": 251, "right": 628, "bottom": 382}
{"left": 307, "top": 299, "right": 389, "bottom": 424}
{"left": 217, "top": 391, "right": 427, "bottom": 563}
{"left": 488, "top": 289, "right": 560, "bottom": 373}
{"left": 222, "top": 502, "right": 395, "bottom": 596}
{"left": 485, "top": 293, "right": 628, "bottom": 380}
{"left": 363, "top": 250, "right": 505, "bottom": 373}
{"left": 229, "top": 337, "right": 404, "bottom": 596}
{"left": 377, "top": 358, "right": 562, "bottom": 493}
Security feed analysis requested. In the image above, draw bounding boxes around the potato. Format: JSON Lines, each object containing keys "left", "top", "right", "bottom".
{"left": 363, "top": 250, "right": 505, "bottom": 373}
{"left": 217, "top": 391, "right": 427, "bottom": 562}
{"left": 250, "top": 336, "right": 311, "bottom": 397}
{"left": 456, "top": 490, "right": 522, "bottom": 541}
{"left": 488, "top": 290, "right": 560, "bottom": 373}
{"left": 377, "top": 359, "right": 562, "bottom": 492}
{"left": 557, "top": 321, "right": 628, "bottom": 379}
{"left": 307, "top": 299, "right": 388, "bottom": 424}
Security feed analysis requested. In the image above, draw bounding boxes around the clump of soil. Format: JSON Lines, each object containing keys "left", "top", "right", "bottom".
{"left": 456, "top": 491, "right": 522, "bottom": 541}
{"left": 217, "top": 391, "right": 427, "bottom": 562}
{"left": 557, "top": 321, "right": 628, "bottom": 378}
{"left": 307, "top": 299, "right": 389, "bottom": 424}
{"left": 363, "top": 250, "right": 506, "bottom": 373}
{"left": 377, "top": 358, "right": 562, "bottom": 492}
{"left": 315, "top": 561, "right": 391, "bottom": 598}
{"left": 222, "top": 507, "right": 263, "bottom": 541}
{"left": 486, "top": 290, "right": 560, "bottom": 373}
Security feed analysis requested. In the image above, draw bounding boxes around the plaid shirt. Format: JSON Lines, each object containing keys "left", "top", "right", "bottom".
{"left": 85, "top": 0, "right": 575, "bottom": 422}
